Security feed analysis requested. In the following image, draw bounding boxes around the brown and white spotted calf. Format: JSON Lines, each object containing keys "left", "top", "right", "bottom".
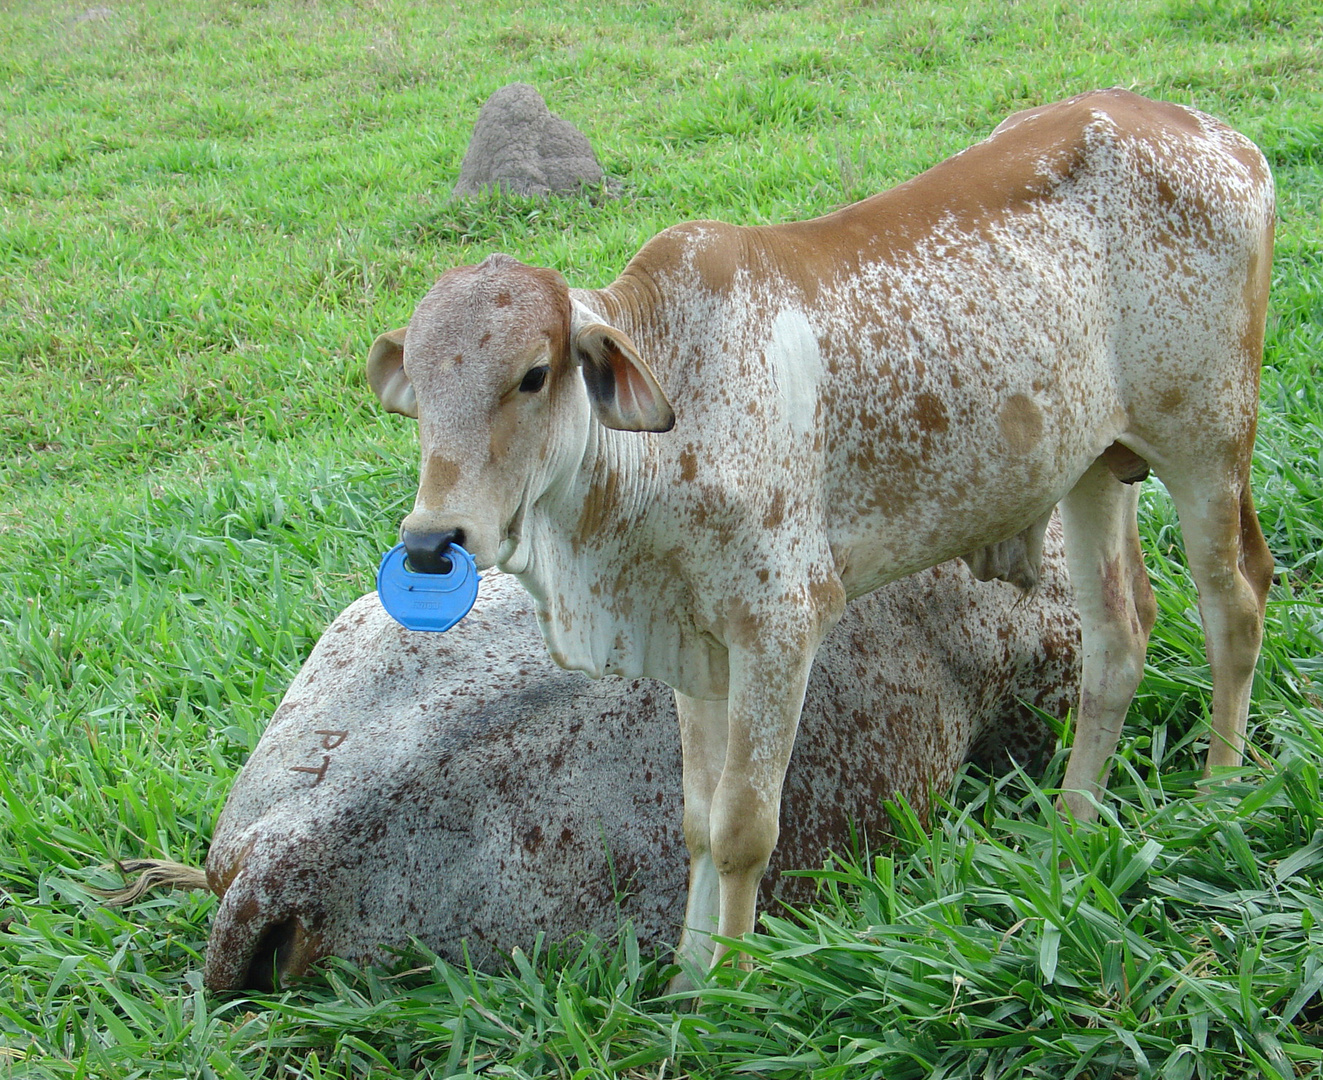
{"left": 180, "top": 533, "right": 1076, "bottom": 991}
{"left": 368, "top": 89, "right": 1275, "bottom": 981}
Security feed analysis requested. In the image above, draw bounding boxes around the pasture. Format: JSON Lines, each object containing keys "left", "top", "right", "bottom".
{"left": 2, "top": 0, "right": 1321, "bottom": 1076}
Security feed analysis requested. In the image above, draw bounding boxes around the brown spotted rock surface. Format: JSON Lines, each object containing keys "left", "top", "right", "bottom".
{"left": 202, "top": 521, "right": 1077, "bottom": 992}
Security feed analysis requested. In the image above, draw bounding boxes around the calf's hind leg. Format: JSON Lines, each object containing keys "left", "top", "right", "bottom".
{"left": 1058, "top": 460, "right": 1158, "bottom": 821}
{"left": 1163, "top": 477, "right": 1272, "bottom": 775}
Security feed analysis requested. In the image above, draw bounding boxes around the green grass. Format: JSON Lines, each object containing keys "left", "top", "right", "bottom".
{"left": 2, "top": 0, "right": 1322, "bottom": 1075}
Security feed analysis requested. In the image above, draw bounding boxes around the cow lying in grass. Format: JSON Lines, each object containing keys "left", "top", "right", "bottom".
{"left": 113, "top": 525, "right": 1077, "bottom": 992}
{"left": 369, "top": 89, "right": 1274, "bottom": 979}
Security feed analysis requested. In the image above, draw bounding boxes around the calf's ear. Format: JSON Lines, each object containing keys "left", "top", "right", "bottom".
{"left": 367, "top": 328, "right": 418, "bottom": 418}
{"left": 570, "top": 300, "right": 675, "bottom": 433}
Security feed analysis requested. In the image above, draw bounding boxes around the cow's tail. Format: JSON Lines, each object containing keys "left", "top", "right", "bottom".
{"left": 93, "top": 858, "right": 211, "bottom": 906}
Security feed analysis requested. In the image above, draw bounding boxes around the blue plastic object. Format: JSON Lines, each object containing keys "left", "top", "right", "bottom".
{"left": 376, "top": 542, "right": 480, "bottom": 632}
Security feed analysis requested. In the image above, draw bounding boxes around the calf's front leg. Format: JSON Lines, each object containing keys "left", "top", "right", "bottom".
{"left": 672, "top": 636, "right": 822, "bottom": 989}
{"left": 672, "top": 691, "right": 728, "bottom": 987}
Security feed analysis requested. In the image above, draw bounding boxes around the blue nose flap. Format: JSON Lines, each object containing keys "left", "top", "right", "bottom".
{"left": 376, "top": 543, "right": 481, "bottom": 632}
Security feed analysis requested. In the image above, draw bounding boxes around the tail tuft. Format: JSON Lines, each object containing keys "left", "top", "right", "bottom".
{"left": 93, "top": 858, "right": 211, "bottom": 906}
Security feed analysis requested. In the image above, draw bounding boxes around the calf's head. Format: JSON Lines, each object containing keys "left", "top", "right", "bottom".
{"left": 369, "top": 254, "right": 674, "bottom": 571}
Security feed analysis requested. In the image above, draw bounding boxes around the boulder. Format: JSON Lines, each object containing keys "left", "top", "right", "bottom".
{"left": 197, "top": 523, "right": 1078, "bottom": 991}
{"left": 453, "top": 83, "right": 604, "bottom": 198}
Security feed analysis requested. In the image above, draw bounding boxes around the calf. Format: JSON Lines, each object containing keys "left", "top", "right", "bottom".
{"left": 194, "top": 539, "right": 1076, "bottom": 992}
{"left": 368, "top": 89, "right": 1274, "bottom": 978}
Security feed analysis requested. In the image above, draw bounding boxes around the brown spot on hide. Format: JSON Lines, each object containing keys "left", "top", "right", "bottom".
{"left": 572, "top": 469, "right": 621, "bottom": 551}
{"left": 911, "top": 392, "right": 949, "bottom": 434}
{"left": 763, "top": 489, "right": 786, "bottom": 530}
{"left": 691, "top": 239, "right": 738, "bottom": 296}
{"left": 1099, "top": 553, "right": 1131, "bottom": 624}
{"left": 723, "top": 597, "right": 763, "bottom": 649}
{"left": 421, "top": 457, "right": 461, "bottom": 501}
{"left": 679, "top": 450, "right": 698, "bottom": 483}
{"left": 495, "top": 291, "right": 512, "bottom": 307}
{"left": 998, "top": 394, "right": 1043, "bottom": 453}
{"left": 1159, "top": 387, "right": 1186, "bottom": 413}
{"left": 808, "top": 574, "right": 846, "bottom": 621}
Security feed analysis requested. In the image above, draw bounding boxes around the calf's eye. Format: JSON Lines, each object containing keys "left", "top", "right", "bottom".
{"left": 519, "top": 365, "right": 550, "bottom": 393}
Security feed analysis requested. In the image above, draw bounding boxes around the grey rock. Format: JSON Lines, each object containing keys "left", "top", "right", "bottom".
{"left": 453, "top": 83, "right": 604, "bottom": 198}
{"left": 199, "top": 521, "right": 1078, "bottom": 991}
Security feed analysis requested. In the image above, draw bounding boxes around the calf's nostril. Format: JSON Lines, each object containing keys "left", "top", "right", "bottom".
{"left": 401, "top": 528, "right": 464, "bottom": 574}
